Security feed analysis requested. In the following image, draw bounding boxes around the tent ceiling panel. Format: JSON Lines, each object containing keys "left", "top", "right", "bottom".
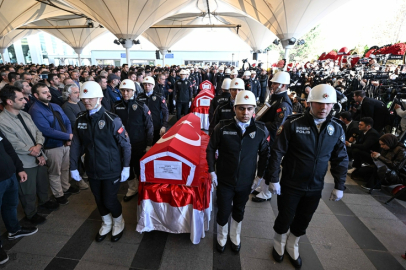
{"left": 0, "top": 0, "right": 74, "bottom": 38}
{"left": 29, "top": 18, "right": 107, "bottom": 50}
{"left": 62, "top": 0, "right": 195, "bottom": 40}
{"left": 0, "top": 29, "right": 39, "bottom": 49}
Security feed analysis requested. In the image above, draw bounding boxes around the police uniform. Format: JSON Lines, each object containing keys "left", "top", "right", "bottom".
{"left": 70, "top": 106, "right": 131, "bottom": 220}
{"left": 258, "top": 74, "right": 268, "bottom": 104}
{"left": 208, "top": 91, "right": 231, "bottom": 124}
{"left": 267, "top": 111, "right": 348, "bottom": 266}
{"left": 215, "top": 72, "right": 225, "bottom": 96}
{"left": 209, "top": 100, "right": 235, "bottom": 135}
{"left": 113, "top": 99, "right": 153, "bottom": 180}
{"left": 137, "top": 91, "right": 169, "bottom": 144}
{"left": 174, "top": 78, "right": 193, "bottom": 120}
{"left": 249, "top": 77, "right": 261, "bottom": 100}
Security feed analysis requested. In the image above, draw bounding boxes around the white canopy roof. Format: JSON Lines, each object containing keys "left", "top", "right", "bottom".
{"left": 29, "top": 17, "right": 107, "bottom": 52}
{"left": 0, "top": 29, "right": 38, "bottom": 49}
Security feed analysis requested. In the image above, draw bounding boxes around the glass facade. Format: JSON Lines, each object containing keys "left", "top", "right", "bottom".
{"left": 21, "top": 38, "right": 32, "bottom": 63}
{"left": 7, "top": 44, "right": 17, "bottom": 63}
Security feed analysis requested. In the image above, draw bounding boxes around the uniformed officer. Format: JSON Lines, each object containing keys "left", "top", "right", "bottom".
{"left": 252, "top": 71, "right": 293, "bottom": 202}
{"left": 208, "top": 78, "right": 231, "bottom": 124}
{"left": 174, "top": 70, "right": 193, "bottom": 120}
{"left": 250, "top": 70, "right": 261, "bottom": 102}
{"left": 209, "top": 78, "right": 244, "bottom": 135}
{"left": 114, "top": 79, "right": 153, "bottom": 202}
{"left": 242, "top": 71, "right": 251, "bottom": 90}
{"left": 70, "top": 81, "right": 131, "bottom": 243}
{"left": 230, "top": 69, "right": 238, "bottom": 80}
{"left": 207, "top": 90, "right": 269, "bottom": 253}
{"left": 224, "top": 69, "right": 231, "bottom": 79}
{"left": 258, "top": 69, "right": 268, "bottom": 104}
{"left": 214, "top": 66, "right": 225, "bottom": 96}
{"left": 137, "top": 76, "right": 169, "bottom": 144}
{"left": 189, "top": 68, "right": 198, "bottom": 97}
{"left": 268, "top": 84, "right": 348, "bottom": 268}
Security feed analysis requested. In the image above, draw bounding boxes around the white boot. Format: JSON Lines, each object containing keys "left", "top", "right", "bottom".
{"left": 216, "top": 223, "right": 228, "bottom": 252}
{"left": 286, "top": 233, "right": 302, "bottom": 268}
{"left": 126, "top": 178, "right": 139, "bottom": 196}
{"left": 95, "top": 214, "right": 112, "bottom": 242}
{"left": 111, "top": 214, "right": 125, "bottom": 242}
{"left": 230, "top": 218, "right": 242, "bottom": 252}
{"left": 252, "top": 184, "right": 272, "bottom": 202}
{"left": 273, "top": 231, "right": 288, "bottom": 262}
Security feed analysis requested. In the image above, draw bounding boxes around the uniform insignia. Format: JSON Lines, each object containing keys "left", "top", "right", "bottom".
{"left": 323, "top": 93, "right": 329, "bottom": 99}
{"left": 249, "top": 131, "right": 256, "bottom": 138}
{"left": 276, "top": 126, "right": 283, "bottom": 135}
{"left": 117, "top": 126, "right": 124, "bottom": 134}
{"left": 277, "top": 108, "right": 282, "bottom": 113}
{"left": 132, "top": 104, "right": 138, "bottom": 111}
{"left": 98, "top": 120, "right": 105, "bottom": 129}
{"left": 152, "top": 96, "right": 156, "bottom": 101}
{"left": 162, "top": 99, "right": 165, "bottom": 103}
{"left": 282, "top": 107, "right": 286, "bottom": 111}
{"left": 83, "top": 89, "right": 88, "bottom": 94}
{"left": 327, "top": 125, "right": 334, "bottom": 135}
{"left": 341, "top": 134, "right": 345, "bottom": 143}
{"left": 244, "top": 95, "right": 249, "bottom": 100}
{"left": 279, "top": 113, "right": 284, "bottom": 119}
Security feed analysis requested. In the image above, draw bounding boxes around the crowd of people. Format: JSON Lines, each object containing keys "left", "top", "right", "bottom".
{"left": 0, "top": 57, "right": 405, "bottom": 267}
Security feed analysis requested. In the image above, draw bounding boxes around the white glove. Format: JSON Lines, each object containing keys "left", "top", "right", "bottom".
{"left": 173, "top": 100, "right": 176, "bottom": 106}
{"left": 159, "top": 126, "right": 166, "bottom": 136}
{"left": 256, "top": 97, "right": 259, "bottom": 101}
{"left": 330, "top": 189, "right": 343, "bottom": 201}
{"left": 189, "top": 101, "right": 191, "bottom": 107}
{"left": 251, "top": 176, "right": 263, "bottom": 191}
{"left": 70, "top": 170, "right": 82, "bottom": 181}
{"left": 145, "top": 146, "right": 151, "bottom": 152}
{"left": 210, "top": 172, "right": 218, "bottom": 187}
{"left": 120, "top": 167, "right": 130, "bottom": 182}
{"left": 268, "top": 182, "right": 281, "bottom": 195}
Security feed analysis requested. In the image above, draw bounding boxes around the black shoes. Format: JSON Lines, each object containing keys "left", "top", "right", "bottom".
{"left": 251, "top": 196, "right": 271, "bottom": 202}
{"left": 272, "top": 248, "right": 284, "bottom": 262}
{"left": 8, "top": 227, "right": 38, "bottom": 240}
{"left": 288, "top": 253, "right": 302, "bottom": 268}
{"left": 0, "top": 246, "right": 8, "bottom": 265}
{"left": 216, "top": 242, "right": 225, "bottom": 253}
{"left": 64, "top": 186, "right": 80, "bottom": 195}
{"left": 55, "top": 195, "right": 69, "bottom": 205}
{"left": 27, "top": 213, "right": 46, "bottom": 225}
{"left": 95, "top": 232, "right": 108, "bottom": 242}
{"left": 230, "top": 242, "right": 241, "bottom": 253}
{"left": 123, "top": 194, "right": 136, "bottom": 202}
{"left": 111, "top": 231, "right": 124, "bottom": 242}
{"left": 251, "top": 190, "right": 260, "bottom": 196}
{"left": 39, "top": 200, "right": 59, "bottom": 211}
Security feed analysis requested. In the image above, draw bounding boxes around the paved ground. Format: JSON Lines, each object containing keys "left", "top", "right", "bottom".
{"left": 1, "top": 168, "right": 406, "bottom": 270}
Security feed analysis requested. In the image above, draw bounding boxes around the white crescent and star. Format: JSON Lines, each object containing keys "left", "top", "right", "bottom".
{"left": 156, "top": 120, "right": 201, "bottom": 146}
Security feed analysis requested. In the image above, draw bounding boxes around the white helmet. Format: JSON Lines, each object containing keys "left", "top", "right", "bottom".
{"left": 219, "top": 66, "right": 224, "bottom": 71}
{"left": 143, "top": 76, "right": 155, "bottom": 86}
{"left": 225, "top": 68, "right": 231, "bottom": 74}
{"left": 221, "top": 78, "right": 232, "bottom": 90}
{"left": 80, "top": 81, "right": 103, "bottom": 99}
{"left": 250, "top": 70, "right": 256, "bottom": 75}
{"left": 119, "top": 79, "right": 135, "bottom": 91}
{"left": 271, "top": 71, "right": 290, "bottom": 85}
{"left": 230, "top": 78, "right": 245, "bottom": 90}
{"left": 234, "top": 90, "right": 256, "bottom": 107}
{"left": 231, "top": 69, "right": 238, "bottom": 76}
{"left": 307, "top": 84, "right": 337, "bottom": 103}
{"left": 243, "top": 70, "right": 251, "bottom": 77}
{"left": 179, "top": 69, "right": 188, "bottom": 75}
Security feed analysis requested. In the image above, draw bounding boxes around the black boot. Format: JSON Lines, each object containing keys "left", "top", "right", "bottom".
{"left": 272, "top": 247, "right": 284, "bottom": 262}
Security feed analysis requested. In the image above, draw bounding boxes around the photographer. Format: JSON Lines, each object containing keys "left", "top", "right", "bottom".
{"left": 353, "top": 90, "right": 388, "bottom": 133}
{"left": 395, "top": 103, "right": 406, "bottom": 131}
{"left": 356, "top": 134, "right": 406, "bottom": 190}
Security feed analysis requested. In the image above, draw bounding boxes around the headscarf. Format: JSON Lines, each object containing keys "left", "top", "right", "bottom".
{"left": 379, "top": 134, "right": 399, "bottom": 149}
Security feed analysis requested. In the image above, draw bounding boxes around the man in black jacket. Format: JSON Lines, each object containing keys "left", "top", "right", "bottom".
{"left": 174, "top": 70, "right": 193, "bottom": 120}
{"left": 48, "top": 74, "right": 64, "bottom": 106}
{"left": 258, "top": 69, "right": 268, "bottom": 104}
{"left": 114, "top": 79, "right": 153, "bottom": 202}
{"left": 267, "top": 84, "right": 348, "bottom": 268}
{"left": 339, "top": 111, "right": 359, "bottom": 141}
{"left": 0, "top": 130, "right": 37, "bottom": 265}
{"left": 96, "top": 76, "right": 113, "bottom": 112}
{"left": 214, "top": 67, "right": 225, "bottom": 96}
{"left": 353, "top": 90, "right": 388, "bottom": 133}
{"left": 70, "top": 81, "right": 131, "bottom": 243}
{"left": 207, "top": 90, "right": 269, "bottom": 254}
{"left": 346, "top": 117, "right": 380, "bottom": 175}
{"left": 208, "top": 78, "right": 231, "bottom": 124}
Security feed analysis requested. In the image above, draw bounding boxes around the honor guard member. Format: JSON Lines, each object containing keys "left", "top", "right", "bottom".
{"left": 230, "top": 69, "right": 238, "bottom": 80}
{"left": 209, "top": 78, "right": 244, "bottom": 135}
{"left": 137, "top": 76, "right": 169, "bottom": 144}
{"left": 189, "top": 69, "right": 198, "bottom": 97}
{"left": 250, "top": 70, "right": 261, "bottom": 102}
{"left": 252, "top": 71, "right": 293, "bottom": 202}
{"left": 209, "top": 78, "right": 231, "bottom": 124}
{"left": 215, "top": 66, "right": 225, "bottom": 96}
{"left": 174, "top": 70, "right": 193, "bottom": 120}
{"left": 114, "top": 79, "right": 153, "bottom": 202}
{"left": 224, "top": 69, "right": 231, "bottom": 79}
{"left": 258, "top": 69, "right": 268, "bottom": 104}
{"left": 242, "top": 71, "right": 251, "bottom": 90}
{"left": 207, "top": 90, "right": 269, "bottom": 253}
{"left": 70, "top": 81, "right": 132, "bottom": 243}
{"left": 267, "top": 84, "right": 348, "bottom": 268}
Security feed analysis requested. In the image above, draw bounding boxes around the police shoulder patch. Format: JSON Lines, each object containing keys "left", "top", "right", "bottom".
{"left": 279, "top": 113, "right": 284, "bottom": 119}
{"left": 276, "top": 125, "right": 283, "bottom": 135}
{"left": 340, "top": 134, "right": 345, "bottom": 143}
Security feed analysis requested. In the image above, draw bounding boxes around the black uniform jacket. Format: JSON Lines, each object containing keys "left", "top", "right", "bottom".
{"left": 209, "top": 92, "right": 231, "bottom": 123}
{"left": 266, "top": 112, "right": 348, "bottom": 191}
{"left": 136, "top": 92, "right": 169, "bottom": 131}
{"left": 70, "top": 107, "right": 131, "bottom": 180}
{"left": 207, "top": 118, "right": 269, "bottom": 187}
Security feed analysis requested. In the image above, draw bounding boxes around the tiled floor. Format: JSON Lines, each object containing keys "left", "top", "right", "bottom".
{"left": 1, "top": 170, "right": 406, "bottom": 269}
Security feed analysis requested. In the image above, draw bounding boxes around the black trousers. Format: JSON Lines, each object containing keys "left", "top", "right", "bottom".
{"left": 351, "top": 148, "right": 374, "bottom": 168}
{"left": 167, "top": 93, "right": 174, "bottom": 113}
{"left": 130, "top": 142, "right": 146, "bottom": 179}
{"left": 216, "top": 183, "right": 252, "bottom": 226}
{"left": 88, "top": 178, "right": 122, "bottom": 218}
{"left": 153, "top": 129, "right": 160, "bottom": 145}
{"left": 176, "top": 102, "right": 189, "bottom": 120}
{"left": 274, "top": 186, "right": 321, "bottom": 237}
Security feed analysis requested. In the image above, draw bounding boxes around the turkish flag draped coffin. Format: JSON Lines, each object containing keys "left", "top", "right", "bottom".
{"left": 199, "top": 80, "right": 215, "bottom": 95}
{"left": 137, "top": 113, "right": 212, "bottom": 244}
{"left": 190, "top": 89, "right": 214, "bottom": 130}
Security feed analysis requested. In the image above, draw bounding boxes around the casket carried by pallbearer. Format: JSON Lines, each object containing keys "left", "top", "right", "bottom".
{"left": 199, "top": 80, "right": 215, "bottom": 95}
{"left": 136, "top": 113, "right": 212, "bottom": 244}
{"left": 190, "top": 89, "right": 214, "bottom": 130}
